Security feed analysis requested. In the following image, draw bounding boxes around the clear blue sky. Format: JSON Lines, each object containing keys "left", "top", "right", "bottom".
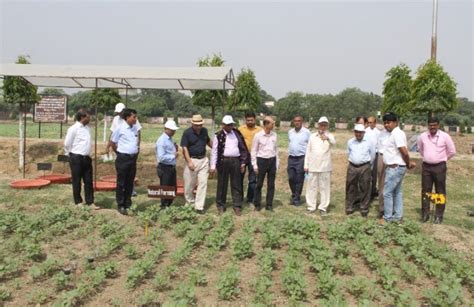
{"left": 1, "top": 0, "right": 472, "bottom": 99}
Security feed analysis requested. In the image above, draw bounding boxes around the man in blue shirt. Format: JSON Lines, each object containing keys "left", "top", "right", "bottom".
{"left": 110, "top": 108, "right": 139, "bottom": 215}
{"left": 156, "top": 120, "right": 179, "bottom": 209}
{"left": 345, "top": 124, "right": 375, "bottom": 217}
{"left": 287, "top": 115, "right": 310, "bottom": 206}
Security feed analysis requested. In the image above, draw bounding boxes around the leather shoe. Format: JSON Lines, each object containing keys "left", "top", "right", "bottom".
{"left": 217, "top": 207, "right": 225, "bottom": 215}
{"left": 422, "top": 214, "right": 430, "bottom": 223}
{"left": 265, "top": 206, "right": 273, "bottom": 212}
{"left": 195, "top": 209, "right": 205, "bottom": 215}
{"left": 118, "top": 207, "right": 128, "bottom": 215}
{"left": 254, "top": 205, "right": 262, "bottom": 212}
{"left": 233, "top": 207, "right": 242, "bottom": 216}
{"left": 433, "top": 216, "right": 443, "bottom": 224}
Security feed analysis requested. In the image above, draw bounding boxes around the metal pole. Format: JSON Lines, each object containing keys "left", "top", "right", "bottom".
{"left": 23, "top": 110, "right": 26, "bottom": 178}
{"left": 94, "top": 79, "right": 98, "bottom": 188}
{"left": 431, "top": 0, "right": 439, "bottom": 61}
{"left": 60, "top": 122, "right": 63, "bottom": 139}
{"left": 38, "top": 121, "right": 41, "bottom": 139}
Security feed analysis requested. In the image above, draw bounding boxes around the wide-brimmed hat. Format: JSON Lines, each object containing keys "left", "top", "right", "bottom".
{"left": 191, "top": 114, "right": 204, "bottom": 125}
{"left": 164, "top": 120, "right": 179, "bottom": 130}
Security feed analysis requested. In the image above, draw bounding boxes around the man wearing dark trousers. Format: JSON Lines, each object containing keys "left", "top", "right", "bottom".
{"left": 345, "top": 124, "right": 375, "bottom": 216}
{"left": 156, "top": 120, "right": 179, "bottom": 209}
{"left": 417, "top": 117, "right": 456, "bottom": 224}
{"left": 251, "top": 116, "right": 279, "bottom": 211}
{"left": 110, "top": 108, "right": 139, "bottom": 215}
{"left": 238, "top": 111, "right": 262, "bottom": 205}
{"left": 287, "top": 115, "right": 310, "bottom": 206}
{"left": 64, "top": 109, "right": 99, "bottom": 210}
{"left": 210, "top": 115, "right": 249, "bottom": 216}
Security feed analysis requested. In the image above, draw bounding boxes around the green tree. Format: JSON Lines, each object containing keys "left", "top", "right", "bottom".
{"left": 382, "top": 63, "right": 412, "bottom": 116}
{"left": 230, "top": 68, "right": 261, "bottom": 112}
{"left": 410, "top": 60, "right": 457, "bottom": 118}
{"left": 2, "top": 55, "right": 39, "bottom": 174}
{"left": 93, "top": 88, "right": 122, "bottom": 113}
{"left": 274, "top": 92, "right": 304, "bottom": 121}
{"left": 192, "top": 53, "right": 228, "bottom": 134}
{"left": 40, "top": 88, "right": 67, "bottom": 96}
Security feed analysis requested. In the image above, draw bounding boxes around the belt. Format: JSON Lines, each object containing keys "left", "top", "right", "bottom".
{"left": 191, "top": 155, "right": 205, "bottom": 159}
{"left": 387, "top": 164, "right": 406, "bottom": 168}
{"left": 349, "top": 162, "right": 370, "bottom": 168}
{"left": 423, "top": 161, "right": 446, "bottom": 166}
{"left": 69, "top": 153, "right": 89, "bottom": 158}
{"left": 159, "top": 163, "right": 176, "bottom": 167}
{"left": 257, "top": 156, "right": 276, "bottom": 160}
{"left": 223, "top": 156, "right": 239, "bottom": 159}
{"left": 289, "top": 155, "right": 304, "bottom": 159}
{"left": 117, "top": 152, "right": 138, "bottom": 158}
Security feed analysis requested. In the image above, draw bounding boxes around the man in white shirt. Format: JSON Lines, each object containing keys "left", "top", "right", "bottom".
{"left": 365, "top": 116, "right": 380, "bottom": 199}
{"left": 64, "top": 109, "right": 99, "bottom": 210}
{"left": 381, "top": 112, "right": 416, "bottom": 223}
{"left": 304, "top": 116, "right": 336, "bottom": 216}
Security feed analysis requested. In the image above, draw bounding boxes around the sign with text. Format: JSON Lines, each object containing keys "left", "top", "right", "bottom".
{"left": 147, "top": 185, "right": 176, "bottom": 199}
{"left": 34, "top": 95, "right": 67, "bottom": 123}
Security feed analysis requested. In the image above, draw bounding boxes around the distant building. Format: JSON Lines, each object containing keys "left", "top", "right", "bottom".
{"left": 264, "top": 101, "right": 275, "bottom": 108}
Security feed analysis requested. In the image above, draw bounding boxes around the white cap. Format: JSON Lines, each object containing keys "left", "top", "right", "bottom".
{"left": 354, "top": 124, "right": 366, "bottom": 132}
{"left": 164, "top": 120, "right": 179, "bottom": 130}
{"left": 222, "top": 115, "right": 235, "bottom": 125}
{"left": 318, "top": 116, "right": 329, "bottom": 123}
{"left": 114, "top": 103, "right": 126, "bottom": 113}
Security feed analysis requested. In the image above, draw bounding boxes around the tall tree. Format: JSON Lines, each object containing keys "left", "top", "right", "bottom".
{"left": 410, "top": 60, "right": 457, "bottom": 118}
{"left": 192, "top": 53, "right": 228, "bottom": 135}
{"left": 382, "top": 63, "right": 412, "bottom": 116}
{"left": 230, "top": 68, "right": 261, "bottom": 112}
{"left": 40, "top": 88, "right": 67, "bottom": 96}
{"left": 2, "top": 55, "right": 39, "bottom": 175}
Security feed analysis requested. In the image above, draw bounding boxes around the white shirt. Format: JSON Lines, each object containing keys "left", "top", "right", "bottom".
{"left": 111, "top": 124, "right": 139, "bottom": 154}
{"left": 304, "top": 131, "right": 336, "bottom": 172}
{"left": 383, "top": 126, "right": 407, "bottom": 166}
{"left": 251, "top": 130, "right": 279, "bottom": 170}
{"left": 288, "top": 127, "right": 311, "bottom": 157}
{"left": 110, "top": 115, "right": 142, "bottom": 132}
{"left": 365, "top": 127, "right": 380, "bottom": 151}
{"left": 377, "top": 129, "right": 391, "bottom": 155}
{"left": 64, "top": 121, "right": 92, "bottom": 156}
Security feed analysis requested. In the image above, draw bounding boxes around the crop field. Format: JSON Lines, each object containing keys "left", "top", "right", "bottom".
{"left": 0, "top": 126, "right": 473, "bottom": 306}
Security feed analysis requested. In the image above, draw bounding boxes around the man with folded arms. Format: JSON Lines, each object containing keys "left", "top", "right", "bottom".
{"left": 210, "top": 115, "right": 249, "bottom": 215}
{"left": 381, "top": 112, "right": 416, "bottom": 223}
{"left": 180, "top": 114, "right": 212, "bottom": 214}
{"left": 345, "top": 124, "right": 375, "bottom": 217}
{"left": 251, "top": 116, "right": 279, "bottom": 211}
{"left": 156, "top": 119, "right": 179, "bottom": 209}
{"left": 417, "top": 117, "right": 456, "bottom": 224}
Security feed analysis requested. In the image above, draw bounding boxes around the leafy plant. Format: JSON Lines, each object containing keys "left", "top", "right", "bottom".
{"left": 169, "top": 282, "right": 196, "bottom": 306}
{"left": 188, "top": 268, "right": 207, "bottom": 286}
{"left": 153, "top": 272, "right": 171, "bottom": 290}
{"left": 52, "top": 271, "right": 71, "bottom": 291}
{"left": 281, "top": 253, "right": 307, "bottom": 302}
{"left": 124, "top": 244, "right": 140, "bottom": 260}
{"left": 217, "top": 264, "right": 240, "bottom": 300}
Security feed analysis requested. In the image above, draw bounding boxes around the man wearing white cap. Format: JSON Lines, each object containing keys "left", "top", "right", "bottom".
{"left": 210, "top": 115, "right": 249, "bottom": 215}
{"left": 304, "top": 116, "right": 336, "bottom": 216}
{"left": 156, "top": 120, "right": 179, "bottom": 209}
{"left": 180, "top": 114, "right": 212, "bottom": 213}
{"left": 345, "top": 124, "right": 375, "bottom": 217}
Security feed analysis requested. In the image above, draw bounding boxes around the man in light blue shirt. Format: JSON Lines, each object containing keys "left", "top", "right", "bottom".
{"left": 345, "top": 124, "right": 375, "bottom": 217}
{"left": 110, "top": 108, "right": 139, "bottom": 215}
{"left": 156, "top": 120, "right": 179, "bottom": 208}
{"left": 287, "top": 115, "right": 311, "bottom": 206}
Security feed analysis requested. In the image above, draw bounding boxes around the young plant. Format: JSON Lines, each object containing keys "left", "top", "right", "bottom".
{"left": 217, "top": 264, "right": 240, "bottom": 300}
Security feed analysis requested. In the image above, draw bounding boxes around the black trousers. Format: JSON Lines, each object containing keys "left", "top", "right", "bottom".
{"left": 69, "top": 153, "right": 94, "bottom": 205}
{"left": 255, "top": 157, "right": 277, "bottom": 208}
{"left": 241, "top": 159, "right": 257, "bottom": 203}
{"left": 157, "top": 163, "right": 177, "bottom": 208}
{"left": 217, "top": 158, "right": 243, "bottom": 209}
{"left": 421, "top": 162, "right": 447, "bottom": 218}
{"left": 287, "top": 155, "right": 305, "bottom": 203}
{"left": 115, "top": 153, "right": 138, "bottom": 209}
{"left": 371, "top": 153, "right": 379, "bottom": 198}
{"left": 345, "top": 162, "right": 371, "bottom": 215}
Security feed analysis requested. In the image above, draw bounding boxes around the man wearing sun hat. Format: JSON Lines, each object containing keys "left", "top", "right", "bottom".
{"left": 180, "top": 114, "right": 212, "bottom": 214}
{"left": 304, "top": 116, "right": 336, "bottom": 216}
{"left": 156, "top": 119, "right": 180, "bottom": 209}
{"left": 345, "top": 124, "right": 375, "bottom": 217}
{"left": 210, "top": 115, "right": 249, "bottom": 216}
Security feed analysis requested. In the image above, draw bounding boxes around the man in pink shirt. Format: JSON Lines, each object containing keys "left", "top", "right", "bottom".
{"left": 417, "top": 117, "right": 456, "bottom": 224}
{"left": 251, "top": 116, "right": 279, "bottom": 211}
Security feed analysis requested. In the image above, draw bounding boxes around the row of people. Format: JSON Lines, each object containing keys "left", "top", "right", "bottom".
{"left": 64, "top": 104, "right": 456, "bottom": 224}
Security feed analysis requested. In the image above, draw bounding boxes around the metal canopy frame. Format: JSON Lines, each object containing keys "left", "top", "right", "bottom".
{"left": 0, "top": 63, "right": 235, "bottom": 184}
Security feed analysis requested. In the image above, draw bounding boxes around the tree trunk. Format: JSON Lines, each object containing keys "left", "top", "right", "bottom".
{"left": 211, "top": 105, "right": 216, "bottom": 137}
